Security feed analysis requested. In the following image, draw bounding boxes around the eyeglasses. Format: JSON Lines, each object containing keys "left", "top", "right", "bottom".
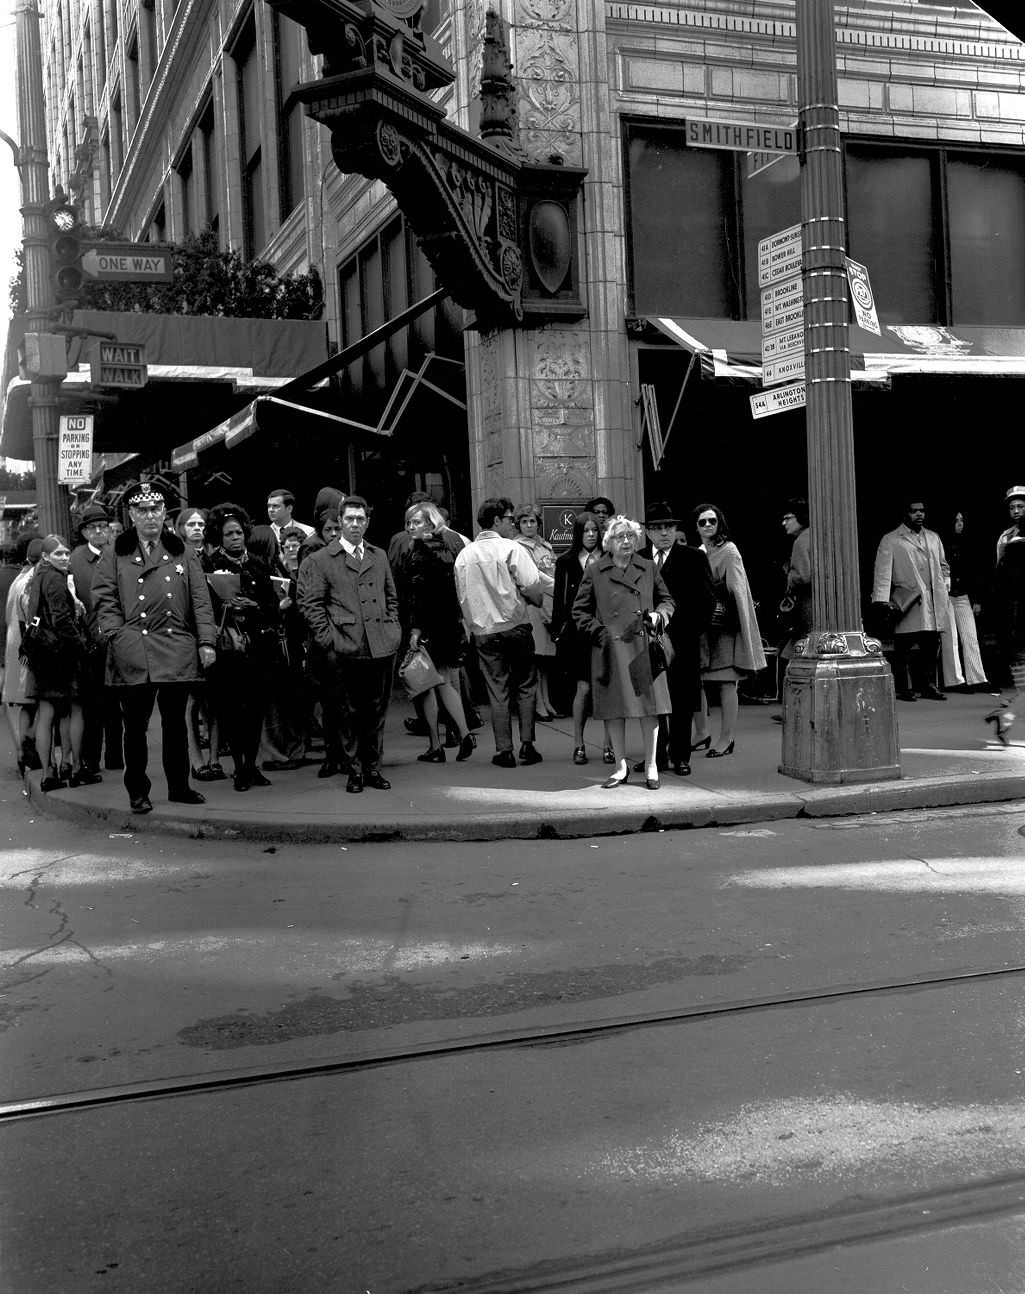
{"left": 697, "top": 518, "right": 717, "bottom": 527}
{"left": 782, "top": 514, "right": 796, "bottom": 522}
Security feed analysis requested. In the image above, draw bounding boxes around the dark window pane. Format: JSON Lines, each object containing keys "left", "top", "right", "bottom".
{"left": 845, "top": 148, "right": 937, "bottom": 324}
{"left": 627, "top": 128, "right": 733, "bottom": 317}
{"left": 741, "top": 154, "right": 801, "bottom": 319}
{"left": 949, "top": 156, "right": 1025, "bottom": 325}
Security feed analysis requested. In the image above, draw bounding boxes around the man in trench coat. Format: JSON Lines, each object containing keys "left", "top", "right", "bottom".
{"left": 92, "top": 480, "right": 217, "bottom": 813}
{"left": 871, "top": 498, "right": 950, "bottom": 702}
{"left": 299, "top": 494, "right": 401, "bottom": 793}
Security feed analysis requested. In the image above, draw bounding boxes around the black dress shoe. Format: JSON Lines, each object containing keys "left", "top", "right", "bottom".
{"left": 896, "top": 690, "right": 918, "bottom": 702}
{"left": 492, "top": 750, "right": 517, "bottom": 768}
{"left": 518, "top": 742, "right": 543, "bottom": 765}
{"left": 130, "top": 795, "right": 153, "bottom": 814}
{"left": 168, "top": 789, "right": 206, "bottom": 805}
{"left": 317, "top": 760, "right": 340, "bottom": 779}
{"left": 364, "top": 772, "right": 391, "bottom": 790}
{"left": 346, "top": 773, "right": 364, "bottom": 793}
{"left": 920, "top": 686, "right": 947, "bottom": 701}
{"left": 69, "top": 770, "right": 103, "bottom": 787}
{"left": 672, "top": 761, "right": 692, "bottom": 776}
{"left": 40, "top": 775, "right": 67, "bottom": 793}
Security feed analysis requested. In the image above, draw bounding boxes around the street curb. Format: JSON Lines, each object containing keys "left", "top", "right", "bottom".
{"left": 24, "top": 769, "right": 1025, "bottom": 844}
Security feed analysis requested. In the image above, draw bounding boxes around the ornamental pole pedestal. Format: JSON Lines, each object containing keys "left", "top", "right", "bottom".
{"left": 779, "top": 0, "right": 900, "bottom": 784}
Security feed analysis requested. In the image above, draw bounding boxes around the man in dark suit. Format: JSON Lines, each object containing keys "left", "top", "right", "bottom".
{"left": 639, "top": 501, "right": 716, "bottom": 776}
{"left": 69, "top": 503, "right": 124, "bottom": 775}
{"left": 92, "top": 481, "right": 216, "bottom": 813}
{"left": 299, "top": 494, "right": 402, "bottom": 793}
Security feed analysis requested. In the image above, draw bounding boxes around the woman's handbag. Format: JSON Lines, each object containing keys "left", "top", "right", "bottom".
{"left": 19, "top": 615, "right": 61, "bottom": 668}
{"left": 215, "top": 604, "right": 249, "bottom": 655}
{"left": 648, "top": 627, "right": 675, "bottom": 680}
{"left": 398, "top": 643, "right": 444, "bottom": 697}
{"left": 710, "top": 580, "right": 739, "bottom": 633}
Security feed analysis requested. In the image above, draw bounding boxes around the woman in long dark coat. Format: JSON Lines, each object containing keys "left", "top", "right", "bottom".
{"left": 403, "top": 503, "right": 474, "bottom": 763}
{"left": 24, "top": 535, "right": 96, "bottom": 791}
{"left": 572, "top": 515, "right": 674, "bottom": 789}
{"left": 985, "top": 517, "right": 1025, "bottom": 743}
{"left": 551, "top": 510, "right": 608, "bottom": 765}
{"left": 202, "top": 504, "right": 280, "bottom": 791}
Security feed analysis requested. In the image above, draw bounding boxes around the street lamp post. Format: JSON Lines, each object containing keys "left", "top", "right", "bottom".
{"left": 14, "top": 0, "right": 69, "bottom": 538}
{"left": 779, "top": 0, "right": 901, "bottom": 784}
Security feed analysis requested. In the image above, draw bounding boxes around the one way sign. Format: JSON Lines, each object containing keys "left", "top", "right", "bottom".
{"left": 81, "top": 242, "right": 174, "bottom": 283}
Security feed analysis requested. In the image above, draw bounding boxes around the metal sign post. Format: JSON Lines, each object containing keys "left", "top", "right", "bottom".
{"left": 778, "top": 0, "right": 900, "bottom": 785}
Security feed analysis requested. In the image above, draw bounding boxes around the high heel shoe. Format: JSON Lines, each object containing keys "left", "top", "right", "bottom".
{"left": 602, "top": 746, "right": 616, "bottom": 765}
{"left": 455, "top": 734, "right": 475, "bottom": 762}
{"left": 706, "top": 740, "right": 736, "bottom": 758}
{"left": 418, "top": 746, "right": 446, "bottom": 763}
{"left": 572, "top": 745, "right": 588, "bottom": 765}
{"left": 601, "top": 771, "right": 629, "bottom": 788}
{"left": 645, "top": 775, "right": 660, "bottom": 790}
{"left": 192, "top": 763, "right": 216, "bottom": 782}
{"left": 691, "top": 736, "right": 712, "bottom": 752}
{"left": 40, "top": 774, "right": 66, "bottom": 793}
{"left": 985, "top": 707, "right": 1015, "bottom": 746}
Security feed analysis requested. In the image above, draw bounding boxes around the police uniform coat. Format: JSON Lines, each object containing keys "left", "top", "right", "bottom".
{"left": 299, "top": 540, "right": 401, "bottom": 658}
{"left": 92, "top": 528, "right": 216, "bottom": 686}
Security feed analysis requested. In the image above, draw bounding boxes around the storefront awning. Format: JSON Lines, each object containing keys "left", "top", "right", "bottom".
{"left": 645, "top": 317, "right": 1025, "bottom": 385}
{"left": 1, "top": 311, "right": 331, "bottom": 462}
{"left": 170, "top": 396, "right": 388, "bottom": 470}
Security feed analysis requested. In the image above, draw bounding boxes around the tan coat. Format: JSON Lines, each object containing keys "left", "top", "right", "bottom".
{"left": 572, "top": 552, "right": 674, "bottom": 719}
{"left": 872, "top": 524, "right": 950, "bottom": 634}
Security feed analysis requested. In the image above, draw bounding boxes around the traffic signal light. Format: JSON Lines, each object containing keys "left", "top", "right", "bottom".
{"left": 48, "top": 193, "right": 84, "bottom": 306}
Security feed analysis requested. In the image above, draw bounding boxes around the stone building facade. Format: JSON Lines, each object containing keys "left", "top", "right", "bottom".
{"left": 35, "top": 0, "right": 1025, "bottom": 542}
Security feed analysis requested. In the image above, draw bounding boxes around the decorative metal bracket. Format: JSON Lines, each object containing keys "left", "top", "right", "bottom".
{"left": 266, "top": 0, "right": 587, "bottom": 330}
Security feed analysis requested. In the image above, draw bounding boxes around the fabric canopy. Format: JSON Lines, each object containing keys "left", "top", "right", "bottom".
{"left": 646, "top": 317, "right": 1025, "bottom": 386}
{"left": 1, "top": 311, "right": 331, "bottom": 461}
{"left": 170, "top": 396, "right": 389, "bottom": 470}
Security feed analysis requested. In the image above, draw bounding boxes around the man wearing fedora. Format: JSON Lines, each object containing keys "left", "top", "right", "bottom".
{"left": 92, "top": 481, "right": 216, "bottom": 814}
{"left": 69, "top": 503, "right": 123, "bottom": 777}
{"left": 638, "top": 502, "right": 716, "bottom": 776}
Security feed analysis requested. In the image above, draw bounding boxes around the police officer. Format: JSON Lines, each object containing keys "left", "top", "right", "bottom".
{"left": 92, "top": 481, "right": 216, "bottom": 813}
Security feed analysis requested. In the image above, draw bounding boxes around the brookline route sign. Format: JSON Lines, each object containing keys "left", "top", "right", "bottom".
{"left": 81, "top": 243, "right": 174, "bottom": 283}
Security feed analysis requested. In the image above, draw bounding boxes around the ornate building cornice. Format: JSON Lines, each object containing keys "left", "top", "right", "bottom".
{"left": 268, "top": 0, "right": 587, "bottom": 329}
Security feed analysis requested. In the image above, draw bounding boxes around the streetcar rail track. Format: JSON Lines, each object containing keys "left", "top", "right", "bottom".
{"left": 4, "top": 957, "right": 1025, "bottom": 1123}
{"left": 413, "top": 1173, "right": 1025, "bottom": 1291}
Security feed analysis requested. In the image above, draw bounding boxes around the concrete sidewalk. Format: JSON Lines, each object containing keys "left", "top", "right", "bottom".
{"left": 18, "top": 689, "right": 1025, "bottom": 842}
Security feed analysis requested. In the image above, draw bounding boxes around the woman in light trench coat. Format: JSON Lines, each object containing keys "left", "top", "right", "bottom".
{"left": 572, "top": 515, "right": 674, "bottom": 789}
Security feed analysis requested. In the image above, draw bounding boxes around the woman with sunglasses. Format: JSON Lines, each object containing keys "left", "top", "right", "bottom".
{"left": 690, "top": 503, "right": 766, "bottom": 758}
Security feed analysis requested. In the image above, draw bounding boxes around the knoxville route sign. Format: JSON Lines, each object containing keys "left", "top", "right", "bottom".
{"left": 81, "top": 243, "right": 174, "bottom": 283}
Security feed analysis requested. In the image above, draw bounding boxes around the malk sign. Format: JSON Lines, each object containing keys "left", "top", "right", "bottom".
{"left": 58, "top": 414, "right": 94, "bottom": 484}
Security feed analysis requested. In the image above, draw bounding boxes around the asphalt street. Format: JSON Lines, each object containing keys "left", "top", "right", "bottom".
{"left": 4, "top": 760, "right": 1025, "bottom": 1289}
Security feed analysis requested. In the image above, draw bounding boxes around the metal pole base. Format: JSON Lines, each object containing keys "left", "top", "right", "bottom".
{"left": 779, "top": 632, "right": 902, "bottom": 785}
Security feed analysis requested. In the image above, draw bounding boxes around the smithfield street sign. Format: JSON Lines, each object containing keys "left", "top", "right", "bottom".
{"left": 686, "top": 116, "right": 798, "bottom": 155}
{"left": 81, "top": 243, "right": 174, "bottom": 283}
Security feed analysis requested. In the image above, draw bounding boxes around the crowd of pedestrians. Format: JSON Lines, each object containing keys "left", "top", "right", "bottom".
{"left": 3, "top": 479, "right": 1025, "bottom": 811}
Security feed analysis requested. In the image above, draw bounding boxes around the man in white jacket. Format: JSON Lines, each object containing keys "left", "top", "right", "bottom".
{"left": 872, "top": 499, "right": 950, "bottom": 702}
{"left": 454, "top": 497, "right": 554, "bottom": 768}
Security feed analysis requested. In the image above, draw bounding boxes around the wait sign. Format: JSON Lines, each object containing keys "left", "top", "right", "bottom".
{"left": 58, "top": 414, "right": 94, "bottom": 484}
